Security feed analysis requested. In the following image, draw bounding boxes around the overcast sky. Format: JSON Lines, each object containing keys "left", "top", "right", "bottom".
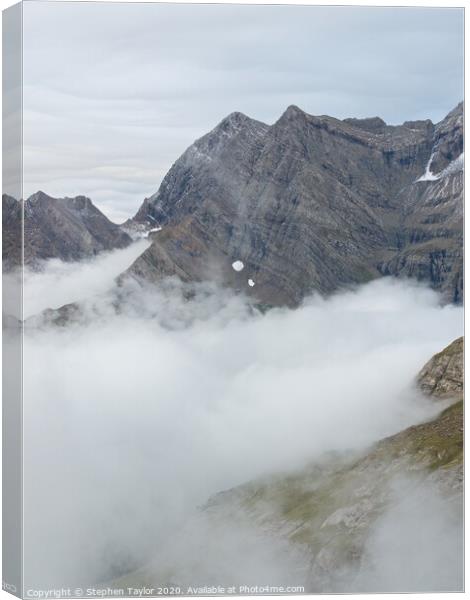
{"left": 22, "top": 2, "right": 463, "bottom": 222}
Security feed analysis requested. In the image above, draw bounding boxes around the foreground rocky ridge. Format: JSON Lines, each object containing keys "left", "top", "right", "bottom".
{"left": 2, "top": 191, "right": 132, "bottom": 269}
{"left": 417, "top": 337, "right": 464, "bottom": 398}
{"left": 127, "top": 103, "right": 463, "bottom": 306}
{"left": 115, "top": 338, "right": 463, "bottom": 592}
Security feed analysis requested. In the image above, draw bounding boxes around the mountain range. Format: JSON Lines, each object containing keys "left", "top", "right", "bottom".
{"left": 3, "top": 105, "right": 464, "bottom": 591}
{"left": 2, "top": 103, "right": 463, "bottom": 304}
{"left": 126, "top": 102, "right": 463, "bottom": 305}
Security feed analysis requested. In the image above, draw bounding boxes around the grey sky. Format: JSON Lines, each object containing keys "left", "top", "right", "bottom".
{"left": 23, "top": 2, "right": 464, "bottom": 222}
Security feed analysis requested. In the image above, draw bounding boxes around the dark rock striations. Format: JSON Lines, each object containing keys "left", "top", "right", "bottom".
{"left": 127, "top": 103, "right": 463, "bottom": 306}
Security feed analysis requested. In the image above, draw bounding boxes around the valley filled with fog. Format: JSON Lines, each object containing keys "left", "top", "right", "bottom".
{"left": 20, "top": 243, "right": 463, "bottom": 591}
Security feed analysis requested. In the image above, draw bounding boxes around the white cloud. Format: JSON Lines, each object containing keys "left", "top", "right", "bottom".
{"left": 22, "top": 239, "right": 150, "bottom": 318}
{"left": 20, "top": 258, "right": 463, "bottom": 589}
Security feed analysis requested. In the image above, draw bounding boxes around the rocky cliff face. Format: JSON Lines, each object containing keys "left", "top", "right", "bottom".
{"left": 126, "top": 104, "right": 463, "bottom": 306}
{"left": 377, "top": 104, "right": 463, "bottom": 302}
{"left": 2, "top": 191, "right": 132, "bottom": 269}
{"left": 417, "top": 337, "right": 463, "bottom": 398}
{"left": 429, "top": 102, "right": 463, "bottom": 175}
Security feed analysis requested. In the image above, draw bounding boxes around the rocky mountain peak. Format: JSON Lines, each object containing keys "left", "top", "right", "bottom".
{"left": 206, "top": 110, "right": 267, "bottom": 139}
{"left": 28, "top": 190, "right": 53, "bottom": 204}
{"left": 3, "top": 191, "right": 132, "bottom": 270}
{"left": 281, "top": 104, "right": 307, "bottom": 120}
{"left": 127, "top": 101, "right": 463, "bottom": 305}
{"left": 218, "top": 110, "right": 254, "bottom": 130}
{"left": 185, "top": 110, "right": 269, "bottom": 160}
{"left": 274, "top": 104, "right": 317, "bottom": 133}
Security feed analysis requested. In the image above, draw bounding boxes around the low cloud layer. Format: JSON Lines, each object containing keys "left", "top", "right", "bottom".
{"left": 21, "top": 248, "right": 463, "bottom": 590}
{"left": 22, "top": 239, "right": 150, "bottom": 319}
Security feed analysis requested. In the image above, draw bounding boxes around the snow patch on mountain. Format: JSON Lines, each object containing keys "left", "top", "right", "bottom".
{"left": 232, "top": 260, "right": 244, "bottom": 272}
{"left": 417, "top": 154, "right": 439, "bottom": 182}
{"left": 417, "top": 152, "right": 464, "bottom": 183}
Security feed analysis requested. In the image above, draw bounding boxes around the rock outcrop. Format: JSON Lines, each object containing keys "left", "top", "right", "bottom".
{"left": 2, "top": 191, "right": 132, "bottom": 270}
{"left": 126, "top": 104, "right": 463, "bottom": 306}
{"left": 417, "top": 337, "right": 463, "bottom": 398}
